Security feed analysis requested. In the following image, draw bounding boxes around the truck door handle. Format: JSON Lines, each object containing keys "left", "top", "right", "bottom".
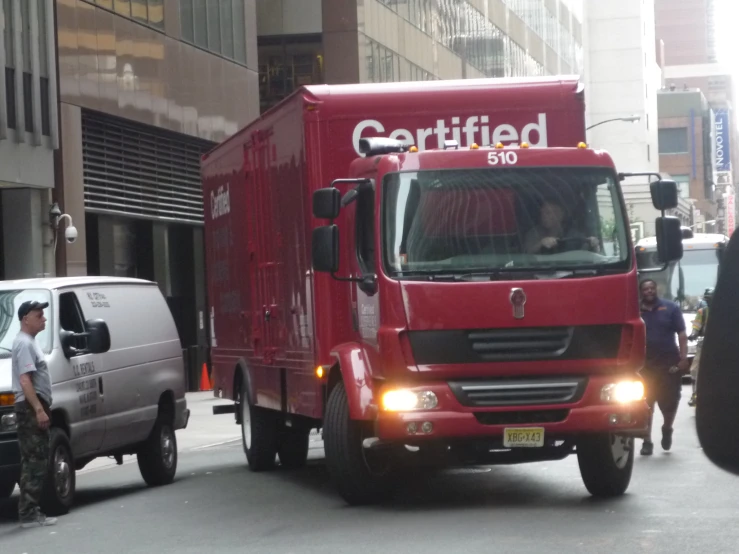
{"left": 98, "top": 377, "right": 104, "bottom": 396}
{"left": 264, "top": 309, "right": 271, "bottom": 321}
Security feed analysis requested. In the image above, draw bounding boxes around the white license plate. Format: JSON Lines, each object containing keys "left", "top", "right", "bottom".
{"left": 503, "top": 427, "right": 545, "bottom": 448}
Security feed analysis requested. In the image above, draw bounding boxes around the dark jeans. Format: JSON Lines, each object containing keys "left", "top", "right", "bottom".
{"left": 14, "top": 400, "right": 51, "bottom": 521}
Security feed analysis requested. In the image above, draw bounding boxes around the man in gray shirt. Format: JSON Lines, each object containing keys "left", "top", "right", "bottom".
{"left": 12, "top": 300, "right": 57, "bottom": 528}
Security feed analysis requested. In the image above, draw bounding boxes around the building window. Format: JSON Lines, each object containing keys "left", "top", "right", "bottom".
{"left": 658, "top": 128, "right": 689, "bottom": 154}
{"left": 672, "top": 175, "right": 691, "bottom": 199}
{"left": 258, "top": 35, "right": 323, "bottom": 113}
{"left": 180, "top": 0, "right": 248, "bottom": 65}
{"left": 83, "top": 0, "right": 164, "bottom": 30}
{"left": 2, "top": 0, "right": 52, "bottom": 136}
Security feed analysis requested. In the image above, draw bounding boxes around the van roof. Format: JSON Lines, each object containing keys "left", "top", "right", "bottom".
{"left": 636, "top": 233, "right": 728, "bottom": 249}
{"left": 0, "top": 276, "right": 156, "bottom": 291}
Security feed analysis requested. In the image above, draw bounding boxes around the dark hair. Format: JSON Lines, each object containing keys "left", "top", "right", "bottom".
{"left": 639, "top": 279, "right": 657, "bottom": 290}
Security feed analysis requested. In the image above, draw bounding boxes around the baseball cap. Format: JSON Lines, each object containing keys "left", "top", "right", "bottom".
{"left": 18, "top": 300, "right": 49, "bottom": 320}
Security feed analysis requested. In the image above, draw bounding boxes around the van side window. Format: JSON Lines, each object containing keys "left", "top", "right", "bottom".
{"left": 59, "top": 292, "right": 88, "bottom": 352}
{"left": 356, "top": 186, "right": 376, "bottom": 275}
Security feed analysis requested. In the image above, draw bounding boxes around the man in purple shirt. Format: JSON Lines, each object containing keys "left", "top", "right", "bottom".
{"left": 639, "top": 279, "right": 690, "bottom": 456}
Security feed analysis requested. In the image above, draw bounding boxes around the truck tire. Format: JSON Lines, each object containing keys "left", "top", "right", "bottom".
{"left": 240, "top": 380, "right": 278, "bottom": 471}
{"left": 40, "top": 427, "right": 75, "bottom": 516}
{"left": 324, "top": 381, "right": 393, "bottom": 505}
{"left": 137, "top": 416, "right": 178, "bottom": 487}
{"left": 577, "top": 433, "right": 634, "bottom": 497}
{"left": 277, "top": 427, "right": 310, "bottom": 469}
{"left": 0, "top": 477, "right": 15, "bottom": 499}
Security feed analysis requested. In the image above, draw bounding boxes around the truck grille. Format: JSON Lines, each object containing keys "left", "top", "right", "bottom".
{"left": 407, "top": 325, "right": 622, "bottom": 364}
{"left": 448, "top": 377, "right": 587, "bottom": 407}
{"left": 468, "top": 327, "right": 571, "bottom": 361}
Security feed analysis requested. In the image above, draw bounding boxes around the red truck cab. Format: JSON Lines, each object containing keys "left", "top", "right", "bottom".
{"left": 311, "top": 138, "right": 681, "bottom": 504}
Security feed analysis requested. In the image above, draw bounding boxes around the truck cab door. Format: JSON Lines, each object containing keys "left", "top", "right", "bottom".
{"left": 351, "top": 181, "right": 380, "bottom": 347}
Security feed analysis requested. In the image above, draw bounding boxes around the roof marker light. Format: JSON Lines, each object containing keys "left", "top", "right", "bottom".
{"left": 470, "top": 143, "right": 480, "bottom": 149}
{"left": 521, "top": 142, "right": 530, "bottom": 148}
{"left": 578, "top": 142, "right": 588, "bottom": 149}
{"left": 409, "top": 146, "right": 419, "bottom": 153}
{"left": 495, "top": 142, "right": 504, "bottom": 149}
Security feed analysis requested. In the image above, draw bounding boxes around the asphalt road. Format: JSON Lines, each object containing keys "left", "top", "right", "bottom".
{"left": 1, "top": 385, "right": 737, "bottom": 554}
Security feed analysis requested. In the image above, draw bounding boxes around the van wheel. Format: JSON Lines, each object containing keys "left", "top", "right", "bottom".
{"left": 0, "top": 477, "right": 15, "bottom": 499}
{"left": 577, "top": 433, "right": 634, "bottom": 497}
{"left": 137, "top": 417, "right": 178, "bottom": 486}
{"left": 324, "top": 382, "right": 394, "bottom": 505}
{"left": 240, "top": 380, "right": 278, "bottom": 471}
{"left": 40, "top": 428, "right": 75, "bottom": 516}
{"left": 278, "top": 427, "right": 310, "bottom": 469}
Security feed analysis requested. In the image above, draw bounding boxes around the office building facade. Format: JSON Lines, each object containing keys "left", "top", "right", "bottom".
{"left": 52, "top": 0, "right": 259, "bottom": 386}
{"left": 257, "top": 0, "right": 585, "bottom": 112}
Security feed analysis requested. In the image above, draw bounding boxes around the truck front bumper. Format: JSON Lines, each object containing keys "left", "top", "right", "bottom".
{"left": 375, "top": 374, "right": 650, "bottom": 442}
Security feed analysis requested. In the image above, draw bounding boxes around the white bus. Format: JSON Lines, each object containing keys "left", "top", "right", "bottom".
{"left": 636, "top": 229, "right": 729, "bottom": 366}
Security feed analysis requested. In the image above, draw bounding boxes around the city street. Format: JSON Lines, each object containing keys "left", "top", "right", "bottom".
{"left": 1, "top": 386, "right": 737, "bottom": 553}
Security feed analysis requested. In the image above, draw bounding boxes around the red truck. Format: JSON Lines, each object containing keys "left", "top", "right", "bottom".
{"left": 201, "top": 76, "right": 683, "bottom": 505}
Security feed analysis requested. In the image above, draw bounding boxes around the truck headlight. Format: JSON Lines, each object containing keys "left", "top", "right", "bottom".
{"left": 382, "top": 390, "right": 438, "bottom": 411}
{"left": 601, "top": 381, "right": 645, "bottom": 404}
{"left": 0, "top": 413, "right": 17, "bottom": 432}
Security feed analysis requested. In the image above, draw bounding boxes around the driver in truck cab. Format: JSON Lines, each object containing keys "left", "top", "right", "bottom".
{"left": 523, "top": 199, "right": 600, "bottom": 254}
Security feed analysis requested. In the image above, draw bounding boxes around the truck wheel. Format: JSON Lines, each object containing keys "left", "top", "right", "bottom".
{"left": 0, "top": 477, "right": 15, "bottom": 499}
{"left": 40, "top": 428, "right": 75, "bottom": 516}
{"left": 577, "top": 433, "right": 634, "bottom": 497}
{"left": 277, "top": 427, "right": 310, "bottom": 469}
{"left": 137, "top": 416, "right": 178, "bottom": 487}
{"left": 240, "top": 380, "right": 278, "bottom": 471}
{"left": 324, "top": 381, "right": 394, "bottom": 505}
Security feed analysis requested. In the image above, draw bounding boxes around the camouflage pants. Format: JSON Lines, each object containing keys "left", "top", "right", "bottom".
{"left": 15, "top": 401, "right": 50, "bottom": 521}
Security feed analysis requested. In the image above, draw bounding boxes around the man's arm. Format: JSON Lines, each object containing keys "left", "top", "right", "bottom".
{"left": 15, "top": 344, "right": 50, "bottom": 430}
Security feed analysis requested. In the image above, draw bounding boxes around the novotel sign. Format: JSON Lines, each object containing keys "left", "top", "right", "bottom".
{"left": 714, "top": 109, "right": 731, "bottom": 172}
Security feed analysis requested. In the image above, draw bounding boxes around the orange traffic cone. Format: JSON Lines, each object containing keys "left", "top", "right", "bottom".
{"left": 200, "top": 363, "right": 211, "bottom": 391}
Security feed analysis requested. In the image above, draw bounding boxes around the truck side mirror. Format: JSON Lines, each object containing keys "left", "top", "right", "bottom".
{"left": 312, "top": 225, "right": 339, "bottom": 273}
{"left": 86, "top": 319, "right": 111, "bottom": 354}
{"left": 655, "top": 216, "right": 683, "bottom": 263}
{"left": 650, "top": 179, "right": 679, "bottom": 210}
{"left": 313, "top": 188, "right": 341, "bottom": 219}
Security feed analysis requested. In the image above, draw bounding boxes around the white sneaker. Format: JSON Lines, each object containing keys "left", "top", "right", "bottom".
{"left": 20, "top": 513, "right": 58, "bottom": 528}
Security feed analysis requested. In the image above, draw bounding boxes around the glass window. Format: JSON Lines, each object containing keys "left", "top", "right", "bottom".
{"left": 207, "top": 0, "right": 221, "bottom": 53}
{"left": 130, "top": 0, "right": 147, "bottom": 24}
{"left": 180, "top": 0, "right": 194, "bottom": 42}
{"left": 382, "top": 167, "right": 630, "bottom": 279}
{"left": 194, "top": 1, "right": 208, "bottom": 48}
{"left": 114, "top": 0, "right": 131, "bottom": 18}
{"left": 38, "top": 0, "right": 49, "bottom": 77}
{"left": 658, "top": 128, "right": 689, "bottom": 154}
{"left": 3, "top": 0, "right": 14, "bottom": 67}
{"left": 672, "top": 174, "right": 691, "bottom": 198}
{"left": 147, "top": 0, "right": 163, "bottom": 29}
{"left": 0, "top": 289, "right": 53, "bottom": 355}
{"left": 233, "top": 0, "right": 247, "bottom": 63}
{"left": 220, "top": 0, "right": 234, "bottom": 59}
{"left": 20, "top": 0, "right": 31, "bottom": 73}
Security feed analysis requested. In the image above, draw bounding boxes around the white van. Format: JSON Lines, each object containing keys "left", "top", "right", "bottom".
{"left": 0, "top": 277, "right": 190, "bottom": 515}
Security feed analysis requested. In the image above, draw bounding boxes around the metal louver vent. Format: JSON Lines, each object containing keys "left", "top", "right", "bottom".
{"left": 82, "top": 110, "right": 215, "bottom": 224}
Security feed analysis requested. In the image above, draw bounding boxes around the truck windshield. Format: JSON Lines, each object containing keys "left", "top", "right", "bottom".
{"left": 0, "top": 289, "right": 52, "bottom": 357}
{"left": 382, "top": 167, "right": 630, "bottom": 278}
{"left": 636, "top": 248, "right": 721, "bottom": 312}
